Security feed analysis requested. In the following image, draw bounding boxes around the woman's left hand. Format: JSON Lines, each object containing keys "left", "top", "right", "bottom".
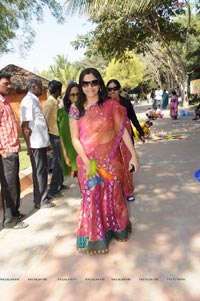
{"left": 129, "top": 155, "right": 139, "bottom": 173}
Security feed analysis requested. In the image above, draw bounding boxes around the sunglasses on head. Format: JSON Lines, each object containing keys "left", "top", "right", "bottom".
{"left": 81, "top": 80, "right": 99, "bottom": 87}
{"left": 107, "top": 86, "right": 119, "bottom": 92}
{"left": 69, "top": 93, "right": 79, "bottom": 97}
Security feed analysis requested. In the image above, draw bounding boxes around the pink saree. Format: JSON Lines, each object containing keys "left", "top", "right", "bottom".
{"left": 119, "top": 119, "right": 134, "bottom": 198}
{"left": 69, "top": 99, "right": 132, "bottom": 254}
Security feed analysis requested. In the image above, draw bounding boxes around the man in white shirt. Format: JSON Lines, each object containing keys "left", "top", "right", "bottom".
{"left": 20, "top": 78, "right": 55, "bottom": 209}
{"left": 154, "top": 86, "right": 163, "bottom": 109}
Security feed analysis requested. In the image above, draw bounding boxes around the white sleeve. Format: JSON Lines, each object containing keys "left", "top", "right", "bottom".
{"left": 20, "top": 97, "right": 33, "bottom": 122}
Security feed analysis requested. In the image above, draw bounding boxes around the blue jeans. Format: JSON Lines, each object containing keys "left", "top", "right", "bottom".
{"left": 49, "top": 134, "right": 63, "bottom": 195}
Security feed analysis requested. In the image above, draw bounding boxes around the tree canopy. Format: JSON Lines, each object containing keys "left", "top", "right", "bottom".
{"left": 0, "top": 0, "right": 64, "bottom": 54}
{"left": 73, "top": 55, "right": 109, "bottom": 78}
{"left": 65, "top": 0, "right": 200, "bottom": 104}
{"left": 104, "top": 52, "right": 145, "bottom": 89}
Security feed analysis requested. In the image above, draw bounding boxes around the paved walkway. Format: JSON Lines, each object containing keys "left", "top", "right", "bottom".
{"left": 0, "top": 107, "right": 200, "bottom": 301}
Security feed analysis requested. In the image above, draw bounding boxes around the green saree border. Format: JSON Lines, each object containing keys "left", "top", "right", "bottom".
{"left": 77, "top": 222, "right": 132, "bottom": 255}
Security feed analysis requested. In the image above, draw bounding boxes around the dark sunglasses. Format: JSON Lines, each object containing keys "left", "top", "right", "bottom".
{"left": 69, "top": 93, "right": 79, "bottom": 97}
{"left": 107, "top": 86, "right": 119, "bottom": 92}
{"left": 81, "top": 80, "right": 99, "bottom": 87}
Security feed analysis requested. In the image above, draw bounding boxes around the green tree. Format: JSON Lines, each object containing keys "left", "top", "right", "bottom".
{"left": 104, "top": 52, "right": 145, "bottom": 89}
{"left": 0, "top": 0, "right": 64, "bottom": 54}
{"left": 38, "top": 55, "right": 79, "bottom": 91}
{"left": 73, "top": 55, "right": 109, "bottom": 78}
{"left": 65, "top": 0, "right": 200, "bottom": 106}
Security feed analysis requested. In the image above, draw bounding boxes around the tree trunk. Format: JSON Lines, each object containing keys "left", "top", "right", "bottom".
{"left": 180, "top": 78, "right": 189, "bottom": 108}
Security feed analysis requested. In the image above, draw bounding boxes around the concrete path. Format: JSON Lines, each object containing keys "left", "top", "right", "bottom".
{"left": 0, "top": 108, "right": 200, "bottom": 301}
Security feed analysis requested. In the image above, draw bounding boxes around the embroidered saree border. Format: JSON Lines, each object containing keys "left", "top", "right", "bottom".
{"left": 77, "top": 222, "right": 132, "bottom": 254}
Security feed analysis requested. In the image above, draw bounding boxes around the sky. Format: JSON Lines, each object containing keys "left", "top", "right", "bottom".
{"left": 0, "top": 11, "right": 93, "bottom": 73}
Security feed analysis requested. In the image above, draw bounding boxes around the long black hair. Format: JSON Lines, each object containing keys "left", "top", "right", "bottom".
{"left": 106, "top": 79, "right": 121, "bottom": 90}
{"left": 106, "top": 79, "right": 123, "bottom": 104}
{"left": 62, "top": 81, "right": 79, "bottom": 113}
{"left": 77, "top": 67, "right": 107, "bottom": 116}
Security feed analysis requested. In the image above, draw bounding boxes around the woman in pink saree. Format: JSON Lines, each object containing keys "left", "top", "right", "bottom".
{"left": 69, "top": 68, "right": 139, "bottom": 255}
{"left": 170, "top": 90, "right": 178, "bottom": 120}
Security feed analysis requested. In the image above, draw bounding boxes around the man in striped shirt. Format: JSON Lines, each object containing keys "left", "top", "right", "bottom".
{"left": 0, "top": 73, "right": 28, "bottom": 229}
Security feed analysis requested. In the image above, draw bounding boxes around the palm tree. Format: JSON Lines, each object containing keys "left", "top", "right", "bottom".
{"left": 65, "top": 0, "right": 151, "bottom": 16}
{"left": 49, "top": 54, "right": 79, "bottom": 87}
{"left": 38, "top": 54, "right": 79, "bottom": 89}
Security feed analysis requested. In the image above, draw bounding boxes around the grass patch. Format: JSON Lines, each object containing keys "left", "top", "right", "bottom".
{"left": 19, "top": 136, "right": 31, "bottom": 171}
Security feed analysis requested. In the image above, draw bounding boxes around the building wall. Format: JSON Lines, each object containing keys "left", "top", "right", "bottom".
{"left": 8, "top": 90, "right": 47, "bottom": 132}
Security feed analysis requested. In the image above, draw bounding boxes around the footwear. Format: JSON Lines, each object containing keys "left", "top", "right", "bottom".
{"left": 13, "top": 213, "right": 26, "bottom": 219}
{"left": 47, "top": 191, "right": 63, "bottom": 199}
{"left": 13, "top": 221, "right": 29, "bottom": 229}
{"left": 34, "top": 204, "right": 41, "bottom": 209}
{"left": 3, "top": 221, "right": 28, "bottom": 229}
{"left": 126, "top": 195, "right": 135, "bottom": 202}
{"left": 3, "top": 221, "right": 16, "bottom": 228}
{"left": 41, "top": 202, "right": 56, "bottom": 208}
{"left": 34, "top": 201, "right": 56, "bottom": 209}
{"left": 60, "top": 184, "right": 70, "bottom": 190}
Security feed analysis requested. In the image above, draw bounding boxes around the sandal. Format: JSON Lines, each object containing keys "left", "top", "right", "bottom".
{"left": 13, "top": 213, "right": 26, "bottom": 219}
{"left": 41, "top": 202, "right": 56, "bottom": 208}
{"left": 13, "top": 221, "right": 29, "bottom": 229}
{"left": 126, "top": 195, "right": 135, "bottom": 202}
{"left": 60, "top": 185, "right": 70, "bottom": 190}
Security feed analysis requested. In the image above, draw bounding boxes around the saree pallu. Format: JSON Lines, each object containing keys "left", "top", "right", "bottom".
{"left": 57, "top": 108, "right": 77, "bottom": 176}
{"left": 119, "top": 118, "right": 134, "bottom": 199}
{"left": 70, "top": 100, "right": 132, "bottom": 254}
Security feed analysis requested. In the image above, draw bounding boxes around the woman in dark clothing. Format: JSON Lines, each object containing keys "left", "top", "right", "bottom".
{"left": 162, "top": 89, "right": 169, "bottom": 109}
{"left": 106, "top": 79, "right": 145, "bottom": 143}
{"left": 106, "top": 79, "right": 143, "bottom": 203}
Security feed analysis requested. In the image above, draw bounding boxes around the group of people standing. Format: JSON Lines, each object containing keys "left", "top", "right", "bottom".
{"left": 150, "top": 86, "right": 169, "bottom": 110}
{"left": 1, "top": 67, "right": 146, "bottom": 255}
{"left": 150, "top": 86, "right": 179, "bottom": 120}
{"left": 0, "top": 75, "right": 78, "bottom": 229}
